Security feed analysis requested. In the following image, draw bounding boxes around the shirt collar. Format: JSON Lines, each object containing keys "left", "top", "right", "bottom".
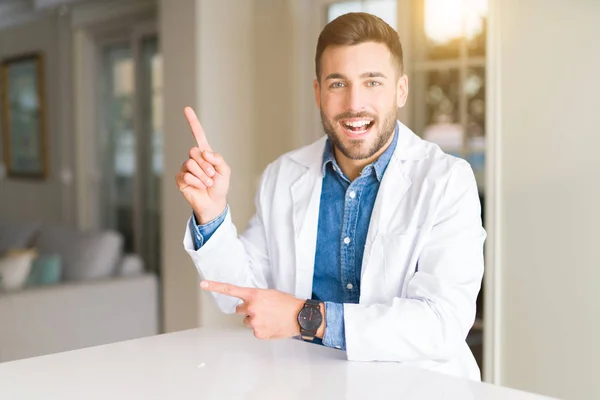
{"left": 321, "top": 123, "right": 399, "bottom": 182}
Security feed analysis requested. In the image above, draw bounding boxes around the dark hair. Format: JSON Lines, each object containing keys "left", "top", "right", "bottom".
{"left": 315, "top": 12, "right": 404, "bottom": 81}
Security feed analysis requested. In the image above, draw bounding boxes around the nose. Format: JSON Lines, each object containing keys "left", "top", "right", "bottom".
{"left": 343, "top": 84, "right": 366, "bottom": 112}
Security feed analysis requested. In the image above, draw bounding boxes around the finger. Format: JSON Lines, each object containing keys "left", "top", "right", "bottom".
{"left": 243, "top": 315, "right": 252, "bottom": 328}
{"left": 175, "top": 169, "right": 188, "bottom": 187}
{"left": 184, "top": 107, "right": 212, "bottom": 152}
{"left": 200, "top": 280, "right": 253, "bottom": 301}
{"left": 202, "top": 151, "right": 230, "bottom": 177}
{"left": 180, "top": 172, "right": 207, "bottom": 191}
{"left": 235, "top": 302, "right": 249, "bottom": 315}
{"left": 184, "top": 159, "right": 214, "bottom": 187}
{"left": 175, "top": 170, "right": 187, "bottom": 187}
{"left": 189, "top": 148, "right": 216, "bottom": 178}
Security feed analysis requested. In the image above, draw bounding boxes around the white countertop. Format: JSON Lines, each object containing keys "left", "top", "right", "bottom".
{"left": 0, "top": 328, "right": 556, "bottom": 400}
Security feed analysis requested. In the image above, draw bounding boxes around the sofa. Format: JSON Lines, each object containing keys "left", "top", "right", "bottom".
{"left": 0, "top": 218, "right": 159, "bottom": 363}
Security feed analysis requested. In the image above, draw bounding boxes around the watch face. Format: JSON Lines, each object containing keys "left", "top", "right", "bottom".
{"left": 298, "top": 306, "right": 322, "bottom": 332}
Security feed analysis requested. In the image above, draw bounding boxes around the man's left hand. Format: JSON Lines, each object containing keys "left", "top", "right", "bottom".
{"left": 200, "top": 280, "right": 305, "bottom": 339}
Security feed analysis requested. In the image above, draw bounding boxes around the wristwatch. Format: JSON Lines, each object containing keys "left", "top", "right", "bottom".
{"left": 297, "top": 299, "right": 323, "bottom": 342}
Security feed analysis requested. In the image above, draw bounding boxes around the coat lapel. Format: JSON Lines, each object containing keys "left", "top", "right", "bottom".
{"left": 360, "top": 122, "right": 427, "bottom": 280}
{"left": 290, "top": 139, "right": 326, "bottom": 299}
{"left": 372, "top": 156, "right": 413, "bottom": 234}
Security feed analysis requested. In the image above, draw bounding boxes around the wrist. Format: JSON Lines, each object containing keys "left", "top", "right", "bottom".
{"left": 194, "top": 203, "right": 227, "bottom": 225}
{"left": 316, "top": 302, "right": 326, "bottom": 339}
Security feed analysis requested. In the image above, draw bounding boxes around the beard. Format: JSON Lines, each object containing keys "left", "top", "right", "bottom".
{"left": 320, "top": 107, "right": 397, "bottom": 161}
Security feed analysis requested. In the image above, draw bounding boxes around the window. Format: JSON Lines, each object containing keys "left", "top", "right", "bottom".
{"left": 409, "top": 0, "right": 488, "bottom": 369}
{"left": 411, "top": 0, "right": 488, "bottom": 190}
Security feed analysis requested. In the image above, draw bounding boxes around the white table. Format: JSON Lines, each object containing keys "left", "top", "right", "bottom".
{"left": 0, "top": 328, "right": 556, "bottom": 399}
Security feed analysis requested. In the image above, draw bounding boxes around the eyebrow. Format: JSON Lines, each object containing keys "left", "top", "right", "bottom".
{"left": 324, "top": 72, "right": 388, "bottom": 81}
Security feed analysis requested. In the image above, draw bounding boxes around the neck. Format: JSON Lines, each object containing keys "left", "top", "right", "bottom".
{"left": 334, "top": 133, "right": 395, "bottom": 181}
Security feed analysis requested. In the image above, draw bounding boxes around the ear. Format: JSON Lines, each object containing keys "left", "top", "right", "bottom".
{"left": 396, "top": 74, "right": 409, "bottom": 108}
{"left": 313, "top": 78, "right": 321, "bottom": 109}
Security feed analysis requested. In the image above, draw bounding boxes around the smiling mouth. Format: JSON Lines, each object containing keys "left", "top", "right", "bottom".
{"left": 339, "top": 118, "right": 375, "bottom": 136}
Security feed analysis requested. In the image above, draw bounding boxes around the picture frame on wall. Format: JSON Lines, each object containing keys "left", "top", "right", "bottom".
{"left": 0, "top": 52, "right": 47, "bottom": 179}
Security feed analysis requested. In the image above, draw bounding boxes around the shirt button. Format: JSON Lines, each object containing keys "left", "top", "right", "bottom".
{"left": 349, "top": 191, "right": 356, "bottom": 199}
{"left": 346, "top": 283, "right": 353, "bottom": 290}
{"left": 343, "top": 237, "right": 351, "bottom": 244}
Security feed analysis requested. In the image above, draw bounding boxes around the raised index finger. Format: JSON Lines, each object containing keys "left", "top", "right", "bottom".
{"left": 200, "top": 280, "right": 253, "bottom": 302}
{"left": 184, "top": 107, "right": 212, "bottom": 152}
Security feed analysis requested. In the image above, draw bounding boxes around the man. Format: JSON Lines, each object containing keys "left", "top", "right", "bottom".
{"left": 176, "top": 12, "right": 485, "bottom": 380}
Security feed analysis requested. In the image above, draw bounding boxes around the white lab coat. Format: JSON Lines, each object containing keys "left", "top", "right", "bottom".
{"left": 183, "top": 121, "right": 486, "bottom": 381}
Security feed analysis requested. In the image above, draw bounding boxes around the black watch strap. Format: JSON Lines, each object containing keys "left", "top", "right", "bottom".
{"left": 305, "top": 299, "right": 321, "bottom": 308}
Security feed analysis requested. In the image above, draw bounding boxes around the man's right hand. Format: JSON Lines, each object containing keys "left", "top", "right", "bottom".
{"left": 176, "top": 107, "right": 230, "bottom": 224}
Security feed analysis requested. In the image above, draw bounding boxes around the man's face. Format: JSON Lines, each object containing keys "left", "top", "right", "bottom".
{"left": 314, "top": 42, "right": 408, "bottom": 161}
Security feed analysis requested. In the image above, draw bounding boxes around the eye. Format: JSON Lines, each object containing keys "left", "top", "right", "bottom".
{"left": 329, "top": 81, "right": 346, "bottom": 89}
{"left": 367, "top": 80, "right": 382, "bottom": 87}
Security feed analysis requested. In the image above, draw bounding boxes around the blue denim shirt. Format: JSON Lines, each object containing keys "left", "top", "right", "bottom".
{"left": 189, "top": 206, "right": 229, "bottom": 248}
{"left": 312, "top": 127, "right": 398, "bottom": 349}
{"left": 190, "top": 125, "right": 398, "bottom": 350}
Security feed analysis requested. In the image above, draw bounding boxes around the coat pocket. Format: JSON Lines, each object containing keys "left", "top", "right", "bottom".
{"left": 381, "top": 229, "right": 421, "bottom": 297}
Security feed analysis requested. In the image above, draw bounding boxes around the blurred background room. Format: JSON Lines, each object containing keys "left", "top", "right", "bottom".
{"left": 0, "top": 1, "right": 598, "bottom": 399}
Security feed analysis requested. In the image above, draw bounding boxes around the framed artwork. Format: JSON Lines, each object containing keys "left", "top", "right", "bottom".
{"left": 0, "top": 53, "right": 47, "bottom": 179}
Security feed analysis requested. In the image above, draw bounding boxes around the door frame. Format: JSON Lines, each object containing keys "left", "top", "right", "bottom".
{"left": 483, "top": 0, "right": 502, "bottom": 385}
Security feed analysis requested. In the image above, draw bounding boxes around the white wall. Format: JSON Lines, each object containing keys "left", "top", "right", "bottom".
{"left": 493, "top": 1, "right": 600, "bottom": 399}
{"left": 0, "top": 12, "right": 75, "bottom": 225}
{"left": 195, "top": 0, "right": 256, "bottom": 328}
{"left": 160, "top": 0, "right": 259, "bottom": 331}
{"left": 254, "top": 0, "right": 298, "bottom": 172}
{"left": 159, "top": 0, "right": 201, "bottom": 333}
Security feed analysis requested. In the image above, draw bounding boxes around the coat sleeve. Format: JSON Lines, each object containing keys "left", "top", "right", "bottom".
{"left": 183, "top": 164, "right": 274, "bottom": 314}
{"left": 344, "top": 160, "right": 486, "bottom": 363}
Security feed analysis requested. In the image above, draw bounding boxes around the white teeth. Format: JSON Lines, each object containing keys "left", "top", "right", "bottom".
{"left": 343, "top": 120, "right": 371, "bottom": 128}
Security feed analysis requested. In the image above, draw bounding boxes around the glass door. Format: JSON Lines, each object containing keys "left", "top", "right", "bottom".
{"left": 99, "top": 34, "right": 162, "bottom": 275}
{"left": 100, "top": 44, "right": 136, "bottom": 252}
{"left": 139, "top": 37, "right": 163, "bottom": 275}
